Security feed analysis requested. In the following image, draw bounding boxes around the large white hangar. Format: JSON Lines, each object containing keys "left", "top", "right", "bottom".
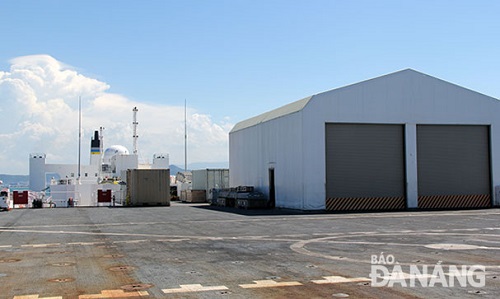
{"left": 229, "top": 69, "right": 500, "bottom": 211}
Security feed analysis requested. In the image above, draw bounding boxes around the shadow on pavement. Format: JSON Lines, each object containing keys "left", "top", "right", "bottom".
{"left": 192, "top": 203, "right": 327, "bottom": 216}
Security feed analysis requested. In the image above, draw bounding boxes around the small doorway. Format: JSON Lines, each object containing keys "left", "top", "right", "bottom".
{"left": 269, "top": 168, "right": 275, "bottom": 208}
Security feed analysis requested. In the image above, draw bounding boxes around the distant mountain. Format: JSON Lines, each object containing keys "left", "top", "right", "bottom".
{"left": 0, "top": 174, "right": 29, "bottom": 187}
{"left": 188, "top": 162, "right": 229, "bottom": 170}
{"left": 0, "top": 163, "right": 229, "bottom": 185}
{"left": 169, "top": 162, "right": 229, "bottom": 176}
{"left": 169, "top": 165, "right": 184, "bottom": 176}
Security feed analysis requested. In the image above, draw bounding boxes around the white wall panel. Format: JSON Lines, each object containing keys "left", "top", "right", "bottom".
{"left": 230, "top": 112, "right": 304, "bottom": 209}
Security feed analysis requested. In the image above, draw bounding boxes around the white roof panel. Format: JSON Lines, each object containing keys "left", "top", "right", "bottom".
{"left": 230, "top": 96, "right": 312, "bottom": 133}
{"left": 230, "top": 69, "right": 499, "bottom": 133}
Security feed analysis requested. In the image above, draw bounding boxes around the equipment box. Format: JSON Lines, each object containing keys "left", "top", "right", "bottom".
{"left": 217, "top": 197, "right": 235, "bottom": 207}
{"left": 237, "top": 198, "right": 268, "bottom": 209}
{"left": 186, "top": 190, "right": 206, "bottom": 203}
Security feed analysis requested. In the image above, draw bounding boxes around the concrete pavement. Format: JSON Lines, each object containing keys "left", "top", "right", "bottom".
{"left": 0, "top": 203, "right": 499, "bottom": 298}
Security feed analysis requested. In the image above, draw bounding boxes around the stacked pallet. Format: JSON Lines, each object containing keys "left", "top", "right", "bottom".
{"left": 213, "top": 186, "right": 268, "bottom": 209}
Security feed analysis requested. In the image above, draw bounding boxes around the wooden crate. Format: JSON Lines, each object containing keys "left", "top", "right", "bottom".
{"left": 186, "top": 190, "right": 207, "bottom": 203}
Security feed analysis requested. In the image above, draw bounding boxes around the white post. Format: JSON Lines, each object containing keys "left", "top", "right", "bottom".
{"left": 405, "top": 123, "right": 418, "bottom": 208}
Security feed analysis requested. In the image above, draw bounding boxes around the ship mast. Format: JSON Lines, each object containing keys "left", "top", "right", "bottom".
{"left": 184, "top": 99, "right": 187, "bottom": 173}
{"left": 133, "top": 107, "right": 138, "bottom": 155}
{"left": 77, "top": 96, "right": 82, "bottom": 184}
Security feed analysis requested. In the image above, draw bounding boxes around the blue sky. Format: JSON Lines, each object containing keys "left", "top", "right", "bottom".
{"left": 1, "top": 1, "right": 500, "bottom": 174}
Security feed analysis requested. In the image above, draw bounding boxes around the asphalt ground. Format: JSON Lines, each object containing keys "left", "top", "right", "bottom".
{"left": 0, "top": 203, "right": 499, "bottom": 298}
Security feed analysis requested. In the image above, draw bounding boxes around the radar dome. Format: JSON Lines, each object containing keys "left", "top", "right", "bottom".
{"left": 103, "top": 145, "right": 130, "bottom": 164}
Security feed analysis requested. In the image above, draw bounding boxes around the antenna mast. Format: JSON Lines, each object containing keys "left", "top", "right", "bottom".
{"left": 184, "top": 99, "right": 187, "bottom": 173}
{"left": 99, "top": 126, "right": 104, "bottom": 156}
{"left": 99, "top": 126, "right": 104, "bottom": 177}
{"left": 78, "top": 96, "right": 82, "bottom": 183}
{"left": 133, "top": 107, "right": 138, "bottom": 154}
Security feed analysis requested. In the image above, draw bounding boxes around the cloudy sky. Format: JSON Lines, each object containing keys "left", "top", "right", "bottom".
{"left": 1, "top": 1, "right": 500, "bottom": 174}
{"left": 0, "top": 54, "right": 232, "bottom": 174}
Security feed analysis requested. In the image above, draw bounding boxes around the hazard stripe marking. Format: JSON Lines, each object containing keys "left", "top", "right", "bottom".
{"left": 311, "top": 276, "right": 370, "bottom": 284}
{"left": 239, "top": 280, "right": 303, "bottom": 289}
{"left": 78, "top": 290, "right": 149, "bottom": 298}
{"left": 326, "top": 196, "right": 405, "bottom": 211}
{"left": 162, "top": 284, "right": 228, "bottom": 294}
{"left": 418, "top": 194, "right": 491, "bottom": 209}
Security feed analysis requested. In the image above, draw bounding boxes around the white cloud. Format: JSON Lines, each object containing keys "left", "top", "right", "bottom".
{"left": 0, "top": 55, "right": 232, "bottom": 174}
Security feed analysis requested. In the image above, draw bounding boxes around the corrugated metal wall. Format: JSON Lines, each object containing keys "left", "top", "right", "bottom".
{"left": 417, "top": 125, "right": 491, "bottom": 209}
{"left": 325, "top": 123, "right": 406, "bottom": 211}
{"left": 127, "top": 169, "right": 170, "bottom": 206}
{"left": 229, "top": 112, "right": 305, "bottom": 209}
{"left": 192, "top": 169, "right": 229, "bottom": 191}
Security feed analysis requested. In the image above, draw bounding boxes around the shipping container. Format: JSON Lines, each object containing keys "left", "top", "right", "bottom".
{"left": 192, "top": 169, "right": 229, "bottom": 201}
{"left": 126, "top": 169, "right": 170, "bottom": 206}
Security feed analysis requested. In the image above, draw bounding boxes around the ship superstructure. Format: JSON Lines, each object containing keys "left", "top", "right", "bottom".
{"left": 28, "top": 107, "right": 169, "bottom": 207}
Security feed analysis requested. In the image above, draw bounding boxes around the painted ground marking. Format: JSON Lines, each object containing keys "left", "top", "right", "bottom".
{"left": 312, "top": 276, "right": 371, "bottom": 284}
{"left": 239, "top": 280, "right": 303, "bottom": 288}
{"left": 78, "top": 289, "right": 149, "bottom": 298}
{"left": 162, "top": 284, "right": 228, "bottom": 294}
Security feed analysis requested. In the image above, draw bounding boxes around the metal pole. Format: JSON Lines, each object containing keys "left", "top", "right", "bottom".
{"left": 78, "top": 96, "right": 81, "bottom": 182}
{"left": 99, "top": 126, "right": 104, "bottom": 179}
{"left": 133, "top": 107, "right": 138, "bottom": 154}
{"left": 184, "top": 99, "right": 187, "bottom": 173}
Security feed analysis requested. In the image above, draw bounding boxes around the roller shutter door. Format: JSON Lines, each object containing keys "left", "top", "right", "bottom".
{"left": 417, "top": 125, "right": 491, "bottom": 209}
{"left": 325, "top": 124, "right": 406, "bottom": 211}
